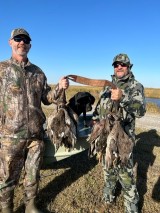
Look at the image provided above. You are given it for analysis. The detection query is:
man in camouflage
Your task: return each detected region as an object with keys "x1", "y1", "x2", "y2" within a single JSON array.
[
  {"x1": 92, "y1": 53, "x2": 146, "y2": 212},
  {"x1": 0, "y1": 28, "x2": 69, "y2": 213}
]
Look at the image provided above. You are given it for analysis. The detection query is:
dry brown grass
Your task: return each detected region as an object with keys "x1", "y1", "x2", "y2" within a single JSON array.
[
  {"x1": 146, "y1": 103, "x2": 160, "y2": 114},
  {"x1": 145, "y1": 88, "x2": 160, "y2": 99}
]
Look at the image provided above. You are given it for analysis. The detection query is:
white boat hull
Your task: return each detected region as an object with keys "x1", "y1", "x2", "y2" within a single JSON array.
[{"x1": 43, "y1": 115, "x2": 92, "y2": 165}]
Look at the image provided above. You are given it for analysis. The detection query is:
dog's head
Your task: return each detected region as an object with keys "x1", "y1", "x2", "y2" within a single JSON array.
[{"x1": 68, "y1": 92, "x2": 95, "y2": 116}]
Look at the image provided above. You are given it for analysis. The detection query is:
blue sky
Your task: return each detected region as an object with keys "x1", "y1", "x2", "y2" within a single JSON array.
[{"x1": 1, "y1": 0, "x2": 160, "y2": 88}]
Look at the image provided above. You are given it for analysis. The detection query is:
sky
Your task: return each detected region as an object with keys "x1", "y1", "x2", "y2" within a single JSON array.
[{"x1": 0, "y1": 0, "x2": 160, "y2": 88}]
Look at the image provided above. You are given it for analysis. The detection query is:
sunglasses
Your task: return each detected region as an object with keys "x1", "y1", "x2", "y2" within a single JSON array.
[
  {"x1": 13, "y1": 36, "x2": 31, "y2": 44},
  {"x1": 113, "y1": 62, "x2": 128, "y2": 68}
]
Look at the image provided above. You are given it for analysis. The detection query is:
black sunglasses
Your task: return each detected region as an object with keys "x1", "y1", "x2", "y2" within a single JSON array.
[
  {"x1": 113, "y1": 62, "x2": 127, "y2": 68},
  {"x1": 13, "y1": 36, "x2": 31, "y2": 44}
]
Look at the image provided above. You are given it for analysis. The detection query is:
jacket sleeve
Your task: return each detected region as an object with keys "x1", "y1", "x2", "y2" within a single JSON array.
[
  {"x1": 119, "y1": 82, "x2": 146, "y2": 118},
  {"x1": 41, "y1": 77, "x2": 64, "y2": 105}
]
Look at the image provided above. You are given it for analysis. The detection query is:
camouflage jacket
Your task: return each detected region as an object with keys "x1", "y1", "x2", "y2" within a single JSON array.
[
  {"x1": 0, "y1": 58, "x2": 62, "y2": 139},
  {"x1": 92, "y1": 72, "x2": 146, "y2": 139}
]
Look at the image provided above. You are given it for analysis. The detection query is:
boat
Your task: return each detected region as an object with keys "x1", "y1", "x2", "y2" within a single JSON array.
[{"x1": 43, "y1": 114, "x2": 92, "y2": 165}]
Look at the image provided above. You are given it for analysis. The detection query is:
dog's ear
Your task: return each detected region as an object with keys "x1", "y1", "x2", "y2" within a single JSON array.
[
  {"x1": 68, "y1": 92, "x2": 85, "y2": 106},
  {"x1": 88, "y1": 94, "x2": 95, "y2": 105}
]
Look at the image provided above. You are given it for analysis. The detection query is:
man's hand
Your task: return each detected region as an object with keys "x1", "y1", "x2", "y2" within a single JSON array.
[
  {"x1": 90, "y1": 119, "x2": 97, "y2": 127},
  {"x1": 111, "y1": 88, "x2": 123, "y2": 101},
  {"x1": 58, "y1": 77, "x2": 69, "y2": 90}
]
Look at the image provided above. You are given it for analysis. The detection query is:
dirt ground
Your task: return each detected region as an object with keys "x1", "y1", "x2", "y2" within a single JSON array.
[
  {"x1": 136, "y1": 112, "x2": 160, "y2": 132},
  {"x1": 4, "y1": 113, "x2": 160, "y2": 213}
]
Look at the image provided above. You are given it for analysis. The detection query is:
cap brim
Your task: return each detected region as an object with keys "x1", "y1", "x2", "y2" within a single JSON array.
[
  {"x1": 112, "y1": 61, "x2": 129, "y2": 66},
  {"x1": 11, "y1": 34, "x2": 31, "y2": 41}
]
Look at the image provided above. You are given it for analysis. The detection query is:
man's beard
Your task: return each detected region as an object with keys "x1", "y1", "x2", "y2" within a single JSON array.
[{"x1": 13, "y1": 46, "x2": 29, "y2": 56}]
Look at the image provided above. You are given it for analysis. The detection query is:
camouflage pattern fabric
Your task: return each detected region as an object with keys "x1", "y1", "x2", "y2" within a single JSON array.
[
  {"x1": 112, "y1": 53, "x2": 131, "y2": 66},
  {"x1": 0, "y1": 58, "x2": 60, "y2": 139},
  {"x1": 92, "y1": 71, "x2": 146, "y2": 212},
  {"x1": 0, "y1": 138, "x2": 44, "y2": 208},
  {"x1": 102, "y1": 156, "x2": 139, "y2": 213}
]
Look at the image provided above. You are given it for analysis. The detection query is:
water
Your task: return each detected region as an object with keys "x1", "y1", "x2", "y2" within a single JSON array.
[{"x1": 146, "y1": 98, "x2": 160, "y2": 107}]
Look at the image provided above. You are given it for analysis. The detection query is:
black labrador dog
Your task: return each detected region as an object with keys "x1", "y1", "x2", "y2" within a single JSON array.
[{"x1": 67, "y1": 92, "x2": 95, "y2": 127}]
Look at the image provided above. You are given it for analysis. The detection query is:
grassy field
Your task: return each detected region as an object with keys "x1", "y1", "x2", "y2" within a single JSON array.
[{"x1": 145, "y1": 88, "x2": 160, "y2": 99}]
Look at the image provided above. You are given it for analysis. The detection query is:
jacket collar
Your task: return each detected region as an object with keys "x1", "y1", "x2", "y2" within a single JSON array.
[{"x1": 10, "y1": 57, "x2": 31, "y2": 68}]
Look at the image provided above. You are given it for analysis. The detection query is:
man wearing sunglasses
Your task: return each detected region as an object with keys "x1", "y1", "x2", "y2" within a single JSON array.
[
  {"x1": 0, "y1": 28, "x2": 69, "y2": 213},
  {"x1": 92, "y1": 53, "x2": 146, "y2": 212}
]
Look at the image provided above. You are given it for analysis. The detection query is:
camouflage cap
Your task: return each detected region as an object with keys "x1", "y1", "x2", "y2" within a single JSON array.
[
  {"x1": 112, "y1": 53, "x2": 131, "y2": 66},
  {"x1": 10, "y1": 28, "x2": 31, "y2": 40}
]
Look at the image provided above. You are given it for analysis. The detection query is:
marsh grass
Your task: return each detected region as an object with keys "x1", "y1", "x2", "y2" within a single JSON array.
[
  {"x1": 146, "y1": 102, "x2": 160, "y2": 114},
  {"x1": 145, "y1": 88, "x2": 160, "y2": 98}
]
